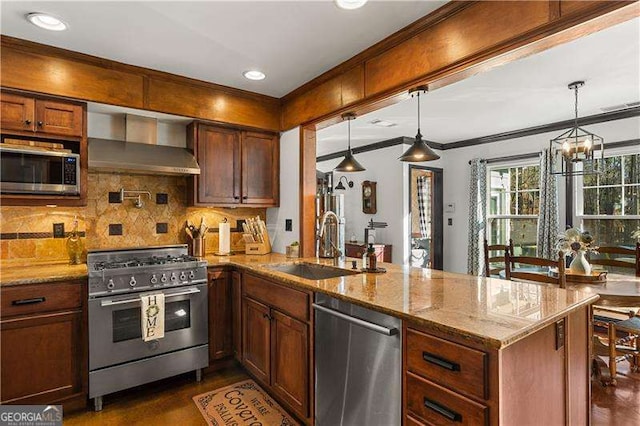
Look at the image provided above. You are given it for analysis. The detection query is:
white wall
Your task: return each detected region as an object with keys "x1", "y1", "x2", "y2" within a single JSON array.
[
  {"x1": 442, "y1": 116, "x2": 640, "y2": 273},
  {"x1": 318, "y1": 144, "x2": 444, "y2": 264},
  {"x1": 267, "y1": 127, "x2": 300, "y2": 253}
]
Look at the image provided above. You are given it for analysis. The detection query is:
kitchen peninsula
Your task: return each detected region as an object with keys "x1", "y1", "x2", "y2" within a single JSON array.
[{"x1": 1, "y1": 254, "x2": 597, "y2": 425}]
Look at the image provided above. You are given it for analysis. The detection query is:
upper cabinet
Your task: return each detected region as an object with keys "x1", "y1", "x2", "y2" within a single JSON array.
[
  {"x1": 1, "y1": 92, "x2": 83, "y2": 138},
  {"x1": 187, "y1": 122, "x2": 279, "y2": 207}
]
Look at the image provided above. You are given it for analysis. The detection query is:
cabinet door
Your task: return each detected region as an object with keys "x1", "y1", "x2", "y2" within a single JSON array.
[
  {"x1": 35, "y1": 100, "x2": 83, "y2": 137},
  {"x1": 1, "y1": 311, "x2": 83, "y2": 404},
  {"x1": 208, "y1": 270, "x2": 233, "y2": 361},
  {"x1": 243, "y1": 297, "x2": 271, "y2": 384},
  {"x1": 231, "y1": 271, "x2": 242, "y2": 361},
  {"x1": 271, "y1": 309, "x2": 309, "y2": 418},
  {"x1": 241, "y1": 131, "x2": 279, "y2": 206},
  {"x1": 1, "y1": 93, "x2": 35, "y2": 132},
  {"x1": 197, "y1": 125, "x2": 241, "y2": 204}
]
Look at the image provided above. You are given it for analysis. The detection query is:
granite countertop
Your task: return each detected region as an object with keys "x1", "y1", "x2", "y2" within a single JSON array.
[{"x1": 0, "y1": 253, "x2": 599, "y2": 349}]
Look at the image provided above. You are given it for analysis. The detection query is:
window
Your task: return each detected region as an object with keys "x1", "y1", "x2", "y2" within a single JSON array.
[
  {"x1": 487, "y1": 164, "x2": 540, "y2": 256},
  {"x1": 576, "y1": 153, "x2": 640, "y2": 246}
]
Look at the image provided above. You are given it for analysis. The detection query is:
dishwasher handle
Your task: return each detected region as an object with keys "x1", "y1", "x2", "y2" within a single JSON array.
[{"x1": 313, "y1": 303, "x2": 399, "y2": 336}]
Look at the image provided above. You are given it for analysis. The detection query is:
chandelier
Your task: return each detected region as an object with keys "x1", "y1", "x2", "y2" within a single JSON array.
[{"x1": 549, "y1": 81, "x2": 604, "y2": 176}]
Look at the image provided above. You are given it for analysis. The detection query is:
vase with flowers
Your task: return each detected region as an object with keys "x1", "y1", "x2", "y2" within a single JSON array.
[
  {"x1": 557, "y1": 228, "x2": 598, "y2": 275},
  {"x1": 632, "y1": 228, "x2": 640, "y2": 243}
]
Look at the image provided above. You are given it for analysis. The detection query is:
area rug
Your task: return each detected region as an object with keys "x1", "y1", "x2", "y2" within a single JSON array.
[{"x1": 193, "y1": 379, "x2": 300, "y2": 426}]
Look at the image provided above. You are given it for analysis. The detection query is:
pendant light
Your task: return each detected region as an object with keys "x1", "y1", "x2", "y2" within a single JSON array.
[
  {"x1": 334, "y1": 112, "x2": 365, "y2": 172},
  {"x1": 550, "y1": 81, "x2": 604, "y2": 176},
  {"x1": 399, "y1": 86, "x2": 440, "y2": 162}
]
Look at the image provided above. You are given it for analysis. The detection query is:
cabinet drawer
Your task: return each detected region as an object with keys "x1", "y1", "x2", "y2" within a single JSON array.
[
  {"x1": 406, "y1": 372, "x2": 488, "y2": 426},
  {"x1": 244, "y1": 274, "x2": 309, "y2": 321},
  {"x1": 407, "y1": 328, "x2": 487, "y2": 400},
  {"x1": 1, "y1": 281, "x2": 83, "y2": 318}
]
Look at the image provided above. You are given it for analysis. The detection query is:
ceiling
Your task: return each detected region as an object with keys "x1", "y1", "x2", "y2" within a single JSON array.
[
  {"x1": 317, "y1": 17, "x2": 640, "y2": 156},
  {"x1": 0, "y1": 0, "x2": 446, "y2": 98}
]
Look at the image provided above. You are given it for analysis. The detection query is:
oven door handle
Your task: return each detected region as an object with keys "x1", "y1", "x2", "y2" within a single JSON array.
[{"x1": 100, "y1": 288, "x2": 201, "y2": 307}]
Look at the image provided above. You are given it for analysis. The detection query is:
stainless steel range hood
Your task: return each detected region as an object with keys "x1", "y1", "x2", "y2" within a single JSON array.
[{"x1": 88, "y1": 115, "x2": 200, "y2": 175}]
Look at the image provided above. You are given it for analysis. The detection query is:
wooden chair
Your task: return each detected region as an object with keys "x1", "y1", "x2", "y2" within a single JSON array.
[
  {"x1": 504, "y1": 250, "x2": 566, "y2": 288},
  {"x1": 592, "y1": 315, "x2": 640, "y2": 386},
  {"x1": 588, "y1": 242, "x2": 640, "y2": 276},
  {"x1": 484, "y1": 239, "x2": 514, "y2": 278}
]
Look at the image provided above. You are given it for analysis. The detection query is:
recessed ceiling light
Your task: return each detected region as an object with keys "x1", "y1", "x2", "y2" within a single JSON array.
[
  {"x1": 243, "y1": 70, "x2": 266, "y2": 81},
  {"x1": 26, "y1": 12, "x2": 68, "y2": 31},
  {"x1": 369, "y1": 119, "x2": 397, "y2": 128},
  {"x1": 335, "y1": 0, "x2": 368, "y2": 10}
]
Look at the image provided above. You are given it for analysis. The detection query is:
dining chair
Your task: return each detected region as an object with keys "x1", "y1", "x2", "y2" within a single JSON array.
[
  {"x1": 592, "y1": 315, "x2": 640, "y2": 386},
  {"x1": 504, "y1": 250, "x2": 566, "y2": 288},
  {"x1": 484, "y1": 239, "x2": 514, "y2": 278},
  {"x1": 587, "y1": 242, "x2": 640, "y2": 276}
]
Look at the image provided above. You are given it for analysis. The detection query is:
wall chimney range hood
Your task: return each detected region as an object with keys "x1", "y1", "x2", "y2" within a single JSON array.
[{"x1": 88, "y1": 114, "x2": 200, "y2": 175}]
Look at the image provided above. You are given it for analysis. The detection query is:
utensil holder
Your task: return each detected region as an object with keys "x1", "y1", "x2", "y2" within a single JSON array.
[{"x1": 192, "y1": 237, "x2": 205, "y2": 258}]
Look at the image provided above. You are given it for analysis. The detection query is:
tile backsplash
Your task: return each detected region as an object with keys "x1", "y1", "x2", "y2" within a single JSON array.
[{"x1": 0, "y1": 172, "x2": 265, "y2": 264}]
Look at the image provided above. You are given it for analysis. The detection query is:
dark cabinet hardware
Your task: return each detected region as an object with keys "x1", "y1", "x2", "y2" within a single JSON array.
[
  {"x1": 37, "y1": 121, "x2": 44, "y2": 126},
  {"x1": 25, "y1": 120, "x2": 31, "y2": 125},
  {"x1": 234, "y1": 196, "x2": 240, "y2": 200},
  {"x1": 423, "y1": 351, "x2": 460, "y2": 371},
  {"x1": 243, "y1": 196, "x2": 248, "y2": 200},
  {"x1": 12, "y1": 297, "x2": 46, "y2": 306},
  {"x1": 263, "y1": 313, "x2": 273, "y2": 321},
  {"x1": 424, "y1": 397, "x2": 462, "y2": 422}
]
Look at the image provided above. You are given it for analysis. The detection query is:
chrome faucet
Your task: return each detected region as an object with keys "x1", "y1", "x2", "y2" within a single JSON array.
[{"x1": 318, "y1": 211, "x2": 342, "y2": 266}]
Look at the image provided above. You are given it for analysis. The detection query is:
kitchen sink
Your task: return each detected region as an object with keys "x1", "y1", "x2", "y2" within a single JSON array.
[{"x1": 265, "y1": 262, "x2": 360, "y2": 280}]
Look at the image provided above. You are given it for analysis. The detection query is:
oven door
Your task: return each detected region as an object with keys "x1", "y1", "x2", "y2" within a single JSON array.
[{"x1": 89, "y1": 283, "x2": 208, "y2": 370}]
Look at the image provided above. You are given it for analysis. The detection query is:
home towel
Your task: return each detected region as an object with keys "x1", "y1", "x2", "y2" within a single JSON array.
[{"x1": 141, "y1": 293, "x2": 165, "y2": 341}]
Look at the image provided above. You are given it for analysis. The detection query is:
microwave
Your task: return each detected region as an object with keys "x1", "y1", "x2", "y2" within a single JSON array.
[{"x1": 0, "y1": 145, "x2": 80, "y2": 195}]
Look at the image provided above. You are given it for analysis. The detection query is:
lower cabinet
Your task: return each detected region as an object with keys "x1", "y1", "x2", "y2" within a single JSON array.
[
  {"x1": 231, "y1": 270, "x2": 243, "y2": 362},
  {"x1": 241, "y1": 273, "x2": 312, "y2": 422},
  {"x1": 208, "y1": 269, "x2": 233, "y2": 361},
  {"x1": 0, "y1": 280, "x2": 86, "y2": 409}
]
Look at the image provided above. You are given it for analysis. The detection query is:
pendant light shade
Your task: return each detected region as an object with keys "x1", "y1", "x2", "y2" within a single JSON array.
[
  {"x1": 549, "y1": 81, "x2": 604, "y2": 176},
  {"x1": 399, "y1": 86, "x2": 440, "y2": 162},
  {"x1": 334, "y1": 113, "x2": 365, "y2": 172}
]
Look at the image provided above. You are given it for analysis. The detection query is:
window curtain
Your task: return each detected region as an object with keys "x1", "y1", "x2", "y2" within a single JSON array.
[
  {"x1": 468, "y1": 159, "x2": 487, "y2": 275},
  {"x1": 417, "y1": 175, "x2": 430, "y2": 238},
  {"x1": 537, "y1": 149, "x2": 559, "y2": 259}
]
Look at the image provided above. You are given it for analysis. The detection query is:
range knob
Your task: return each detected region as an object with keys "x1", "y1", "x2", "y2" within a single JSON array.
[
  {"x1": 160, "y1": 274, "x2": 168, "y2": 283},
  {"x1": 189, "y1": 271, "x2": 195, "y2": 280},
  {"x1": 150, "y1": 274, "x2": 158, "y2": 285},
  {"x1": 107, "y1": 279, "x2": 115, "y2": 290},
  {"x1": 129, "y1": 276, "x2": 137, "y2": 287},
  {"x1": 170, "y1": 273, "x2": 178, "y2": 282},
  {"x1": 180, "y1": 272, "x2": 187, "y2": 281}
]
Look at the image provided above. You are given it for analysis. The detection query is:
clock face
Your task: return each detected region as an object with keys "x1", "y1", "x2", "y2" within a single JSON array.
[{"x1": 363, "y1": 186, "x2": 372, "y2": 197}]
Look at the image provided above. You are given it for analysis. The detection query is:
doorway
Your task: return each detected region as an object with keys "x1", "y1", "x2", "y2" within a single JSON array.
[{"x1": 408, "y1": 165, "x2": 443, "y2": 270}]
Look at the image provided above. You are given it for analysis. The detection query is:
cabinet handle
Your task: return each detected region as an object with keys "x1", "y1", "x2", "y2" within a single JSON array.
[
  {"x1": 422, "y1": 352, "x2": 460, "y2": 371},
  {"x1": 242, "y1": 196, "x2": 248, "y2": 200},
  {"x1": 424, "y1": 397, "x2": 462, "y2": 422},
  {"x1": 263, "y1": 313, "x2": 272, "y2": 321},
  {"x1": 11, "y1": 297, "x2": 46, "y2": 306},
  {"x1": 37, "y1": 121, "x2": 44, "y2": 127},
  {"x1": 25, "y1": 119, "x2": 32, "y2": 125},
  {"x1": 234, "y1": 196, "x2": 240, "y2": 200}
]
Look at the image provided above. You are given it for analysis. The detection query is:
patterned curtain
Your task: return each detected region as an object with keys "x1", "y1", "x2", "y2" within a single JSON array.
[
  {"x1": 417, "y1": 175, "x2": 430, "y2": 238},
  {"x1": 467, "y1": 159, "x2": 487, "y2": 275},
  {"x1": 537, "y1": 149, "x2": 559, "y2": 259}
]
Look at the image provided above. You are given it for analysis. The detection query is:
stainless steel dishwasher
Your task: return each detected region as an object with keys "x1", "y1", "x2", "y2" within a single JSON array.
[{"x1": 314, "y1": 293, "x2": 402, "y2": 426}]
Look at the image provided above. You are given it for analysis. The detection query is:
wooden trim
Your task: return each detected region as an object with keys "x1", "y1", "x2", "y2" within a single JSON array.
[
  {"x1": 300, "y1": 127, "x2": 317, "y2": 258},
  {"x1": 1, "y1": 35, "x2": 281, "y2": 131},
  {"x1": 442, "y1": 106, "x2": 640, "y2": 150}
]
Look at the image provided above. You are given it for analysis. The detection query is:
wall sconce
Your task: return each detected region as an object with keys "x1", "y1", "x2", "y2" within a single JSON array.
[{"x1": 334, "y1": 176, "x2": 354, "y2": 191}]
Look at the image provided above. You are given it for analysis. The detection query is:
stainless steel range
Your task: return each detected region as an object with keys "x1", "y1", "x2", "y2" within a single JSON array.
[{"x1": 87, "y1": 245, "x2": 208, "y2": 411}]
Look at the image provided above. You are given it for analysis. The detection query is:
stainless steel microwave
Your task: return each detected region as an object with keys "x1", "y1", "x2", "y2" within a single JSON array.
[{"x1": 0, "y1": 146, "x2": 80, "y2": 195}]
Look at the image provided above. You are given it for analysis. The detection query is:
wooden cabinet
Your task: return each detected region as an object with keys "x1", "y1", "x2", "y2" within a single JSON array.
[
  {"x1": 0, "y1": 280, "x2": 86, "y2": 410},
  {"x1": 1, "y1": 92, "x2": 83, "y2": 138},
  {"x1": 241, "y1": 273, "x2": 312, "y2": 422},
  {"x1": 243, "y1": 297, "x2": 272, "y2": 383},
  {"x1": 345, "y1": 242, "x2": 392, "y2": 263},
  {"x1": 187, "y1": 122, "x2": 279, "y2": 207},
  {"x1": 231, "y1": 270, "x2": 243, "y2": 361},
  {"x1": 208, "y1": 269, "x2": 233, "y2": 361}
]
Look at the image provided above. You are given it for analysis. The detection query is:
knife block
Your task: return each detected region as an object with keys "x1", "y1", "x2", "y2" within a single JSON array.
[{"x1": 245, "y1": 233, "x2": 271, "y2": 255}]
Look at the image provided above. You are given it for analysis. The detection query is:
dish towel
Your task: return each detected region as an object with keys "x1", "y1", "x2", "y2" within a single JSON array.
[{"x1": 141, "y1": 293, "x2": 165, "y2": 341}]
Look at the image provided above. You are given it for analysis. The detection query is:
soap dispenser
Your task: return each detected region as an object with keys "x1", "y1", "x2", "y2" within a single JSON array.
[{"x1": 367, "y1": 243, "x2": 377, "y2": 271}]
